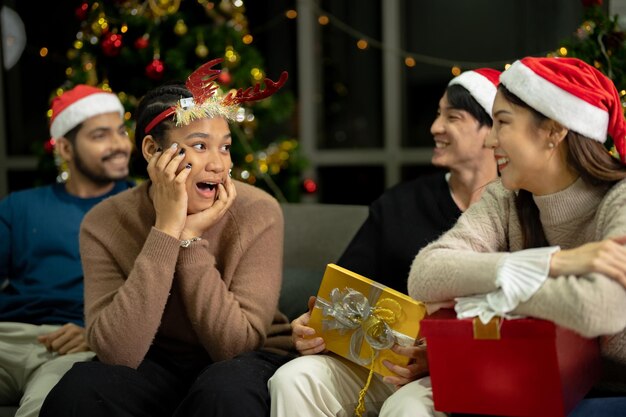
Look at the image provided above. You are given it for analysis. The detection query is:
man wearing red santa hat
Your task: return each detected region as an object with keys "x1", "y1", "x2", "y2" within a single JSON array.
[{"x1": 0, "y1": 84, "x2": 133, "y2": 417}]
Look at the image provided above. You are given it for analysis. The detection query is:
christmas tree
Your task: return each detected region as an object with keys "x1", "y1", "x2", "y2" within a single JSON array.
[
  {"x1": 40, "y1": 0, "x2": 306, "y2": 202},
  {"x1": 552, "y1": 0, "x2": 626, "y2": 157}
]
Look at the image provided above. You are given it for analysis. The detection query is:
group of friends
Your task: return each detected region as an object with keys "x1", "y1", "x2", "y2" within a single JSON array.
[{"x1": 1, "y1": 54, "x2": 625, "y2": 417}]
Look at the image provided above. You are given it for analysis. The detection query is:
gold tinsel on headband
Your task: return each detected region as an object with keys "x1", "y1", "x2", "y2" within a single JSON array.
[{"x1": 174, "y1": 95, "x2": 240, "y2": 126}]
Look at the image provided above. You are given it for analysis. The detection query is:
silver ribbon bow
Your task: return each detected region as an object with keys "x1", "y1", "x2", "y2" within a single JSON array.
[{"x1": 315, "y1": 287, "x2": 411, "y2": 366}]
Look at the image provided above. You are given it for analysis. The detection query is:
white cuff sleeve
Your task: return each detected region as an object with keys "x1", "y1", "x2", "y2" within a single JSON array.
[{"x1": 455, "y1": 246, "x2": 560, "y2": 324}]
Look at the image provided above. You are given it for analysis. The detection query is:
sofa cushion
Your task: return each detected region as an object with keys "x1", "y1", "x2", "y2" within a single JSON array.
[
  {"x1": 279, "y1": 267, "x2": 325, "y2": 321},
  {"x1": 0, "y1": 406, "x2": 17, "y2": 417},
  {"x1": 279, "y1": 203, "x2": 368, "y2": 321}
]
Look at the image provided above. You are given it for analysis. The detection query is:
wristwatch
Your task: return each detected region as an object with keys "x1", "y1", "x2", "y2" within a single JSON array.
[{"x1": 180, "y1": 237, "x2": 202, "y2": 248}]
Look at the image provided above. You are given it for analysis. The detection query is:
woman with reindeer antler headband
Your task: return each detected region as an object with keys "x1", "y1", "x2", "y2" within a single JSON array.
[{"x1": 41, "y1": 59, "x2": 295, "y2": 417}]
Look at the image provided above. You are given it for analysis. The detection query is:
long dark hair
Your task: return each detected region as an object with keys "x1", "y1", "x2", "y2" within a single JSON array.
[
  {"x1": 446, "y1": 84, "x2": 492, "y2": 128},
  {"x1": 499, "y1": 85, "x2": 626, "y2": 248},
  {"x1": 134, "y1": 82, "x2": 192, "y2": 150}
]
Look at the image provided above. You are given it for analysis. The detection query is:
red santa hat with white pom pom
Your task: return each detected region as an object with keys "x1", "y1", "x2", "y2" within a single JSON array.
[
  {"x1": 499, "y1": 56, "x2": 626, "y2": 163},
  {"x1": 49, "y1": 85, "x2": 124, "y2": 139},
  {"x1": 448, "y1": 68, "x2": 501, "y2": 119}
]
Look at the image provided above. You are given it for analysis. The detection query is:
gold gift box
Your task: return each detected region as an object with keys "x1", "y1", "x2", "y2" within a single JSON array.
[{"x1": 309, "y1": 263, "x2": 426, "y2": 377}]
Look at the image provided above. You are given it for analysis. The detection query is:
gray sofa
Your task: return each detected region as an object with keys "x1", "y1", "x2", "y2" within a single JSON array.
[
  {"x1": 279, "y1": 202, "x2": 369, "y2": 321},
  {"x1": 0, "y1": 202, "x2": 369, "y2": 416},
  {"x1": 0, "y1": 406, "x2": 15, "y2": 417}
]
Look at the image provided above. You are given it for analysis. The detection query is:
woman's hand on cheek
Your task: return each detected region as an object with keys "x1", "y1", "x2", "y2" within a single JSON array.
[
  {"x1": 148, "y1": 143, "x2": 191, "y2": 239},
  {"x1": 182, "y1": 175, "x2": 238, "y2": 238}
]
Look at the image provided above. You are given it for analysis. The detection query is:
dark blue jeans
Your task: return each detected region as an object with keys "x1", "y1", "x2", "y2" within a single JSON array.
[
  {"x1": 567, "y1": 397, "x2": 626, "y2": 417},
  {"x1": 452, "y1": 396, "x2": 626, "y2": 417}
]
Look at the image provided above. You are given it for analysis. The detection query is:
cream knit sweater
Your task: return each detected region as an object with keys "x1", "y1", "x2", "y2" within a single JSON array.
[
  {"x1": 80, "y1": 180, "x2": 286, "y2": 369},
  {"x1": 409, "y1": 177, "x2": 626, "y2": 390}
]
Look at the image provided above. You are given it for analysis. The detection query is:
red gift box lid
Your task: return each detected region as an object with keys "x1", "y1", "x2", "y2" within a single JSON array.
[{"x1": 422, "y1": 308, "x2": 559, "y2": 338}]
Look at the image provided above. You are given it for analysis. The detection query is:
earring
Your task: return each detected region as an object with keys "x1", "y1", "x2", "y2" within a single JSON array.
[{"x1": 548, "y1": 142, "x2": 555, "y2": 149}]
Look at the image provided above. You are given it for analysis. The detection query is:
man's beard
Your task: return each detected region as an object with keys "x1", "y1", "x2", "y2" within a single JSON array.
[{"x1": 73, "y1": 150, "x2": 127, "y2": 185}]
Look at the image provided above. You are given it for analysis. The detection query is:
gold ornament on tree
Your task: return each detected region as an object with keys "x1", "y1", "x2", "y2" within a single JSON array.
[
  {"x1": 81, "y1": 54, "x2": 98, "y2": 85},
  {"x1": 90, "y1": 12, "x2": 107, "y2": 35},
  {"x1": 174, "y1": 19, "x2": 188, "y2": 36},
  {"x1": 195, "y1": 43, "x2": 208, "y2": 58},
  {"x1": 224, "y1": 45, "x2": 239, "y2": 66},
  {"x1": 218, "y1": 0, "x2": 233, "y2": 14},
  {"x1": 195, "y1": 33, "x2": 208, "y2": 58},
  {"x1": 148, "y1": 0, "x2": 181, "y2": 17}
]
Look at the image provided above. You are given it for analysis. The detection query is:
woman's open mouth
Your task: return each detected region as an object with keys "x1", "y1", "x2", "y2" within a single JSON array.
[{"x1": 195, "y1": 181, "x2": 218, "y2": 198}]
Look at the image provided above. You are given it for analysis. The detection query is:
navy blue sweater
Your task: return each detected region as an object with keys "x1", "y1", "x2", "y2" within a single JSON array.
[{"x1": 0, "y1": 180, "x2": 132, "y2": 326}]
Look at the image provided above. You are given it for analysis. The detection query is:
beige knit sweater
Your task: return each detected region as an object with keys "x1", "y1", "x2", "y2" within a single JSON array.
[
  {"x1": 409, "y1": 177, "x2": 626, "y2": 390},
  {"x1": 80, "y1": 180, "x2": 287, "y2": 369}
]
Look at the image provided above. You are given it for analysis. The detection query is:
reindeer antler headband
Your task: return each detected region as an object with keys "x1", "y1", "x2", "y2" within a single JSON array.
[{"x1": 144, "y1": 58, "x2": 288, "y2": 134}]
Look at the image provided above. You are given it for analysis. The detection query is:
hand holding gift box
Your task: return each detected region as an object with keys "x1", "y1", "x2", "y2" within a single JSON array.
[{"x1": 308, "y1": 263, "x2": 426, "y2": 377}]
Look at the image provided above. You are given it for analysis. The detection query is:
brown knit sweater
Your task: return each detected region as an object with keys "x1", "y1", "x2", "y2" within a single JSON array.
[
  {"x1": 79, "y1": 180, "x2": 290, "y2": 368},
  {"x1": 409, "y1": 177, "x2": 626, "y2": 391}
]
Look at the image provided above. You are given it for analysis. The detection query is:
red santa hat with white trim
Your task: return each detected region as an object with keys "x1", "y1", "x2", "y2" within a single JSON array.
[
  {"x1": 499, "y1": 56, "x2": 626, "y2": 163},
  {"x1": 49, "y1": 85, "x2": 124, "y2": 139},
  {"x1": 448, "y1": 68, "x2": 501, "y2": 118}
]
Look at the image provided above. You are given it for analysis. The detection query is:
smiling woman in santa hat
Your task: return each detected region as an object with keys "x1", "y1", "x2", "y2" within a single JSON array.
[
  {"x1": 40, "y1": 59, "x2": 294, "y2": 417},
  {"x1": 410, "y1": 56, "x2": 626, "y2": 415}
]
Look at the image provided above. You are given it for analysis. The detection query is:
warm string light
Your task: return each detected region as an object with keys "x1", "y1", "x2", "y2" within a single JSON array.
[
  {"x1": 304, "y1": 4, "x2": 520, "y2": 72},
  {"x1": 66, "y1": 2, "x2": 486, "y2": 173},
  {"x1": 39, "y1": 1, "x2": 624, "y2": 198},
  {"x1": 244, "y1": 4, "x2": 541, "y2": 73},
  {"x1": 251, "y1": 4, "x2": 616, "y2": 76},
  {"x1": 156, "y1": 3, "x2": 515, "y2": 74}
]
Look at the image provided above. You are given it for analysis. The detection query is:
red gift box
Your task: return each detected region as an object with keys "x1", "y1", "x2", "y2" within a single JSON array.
[{"x1": 422, "y1": 309, "x2": 601, "y2": 417}]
